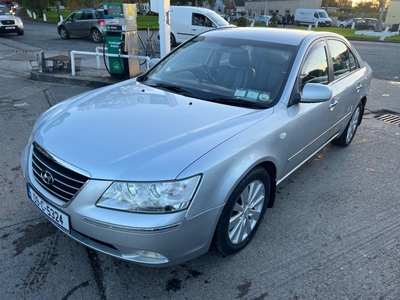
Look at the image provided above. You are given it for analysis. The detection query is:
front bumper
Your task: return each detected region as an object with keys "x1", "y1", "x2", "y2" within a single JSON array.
[
  {"x1": 0, "y1": 24, "x2": 23, "y2": 34},
  {"x1": 20, "y1": 143, "x2": 221, "y2": 267}
]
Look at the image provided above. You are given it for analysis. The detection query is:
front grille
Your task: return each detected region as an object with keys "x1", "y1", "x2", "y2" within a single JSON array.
[
  {"x1": 1, "y1": 20, "x2": 15, "y2": 25},
  {"x1": 32, "y1": 143, "x2": 89, "y2": 203}
]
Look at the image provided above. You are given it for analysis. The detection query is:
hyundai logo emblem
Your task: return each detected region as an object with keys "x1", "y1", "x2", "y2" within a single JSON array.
[{"x1": 40, "y1": 170, "x2": 54, "y2": 185}]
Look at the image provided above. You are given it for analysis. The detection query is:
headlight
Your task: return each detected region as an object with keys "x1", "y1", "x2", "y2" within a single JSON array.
[{"x1": 97, "y1": 175, "x2": 201, "y2": 213}]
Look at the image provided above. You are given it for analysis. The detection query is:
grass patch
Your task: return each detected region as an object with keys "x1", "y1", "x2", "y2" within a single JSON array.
[{"x1": 308, "y1": 26, "x2": 400, "y2": 42}]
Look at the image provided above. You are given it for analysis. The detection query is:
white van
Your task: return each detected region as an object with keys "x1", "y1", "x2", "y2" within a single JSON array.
[
  {"x1": 294, "y1": 8, "x2": 332, "y2": 27},
  {"x1": 169, "y1": 6, "x2": 233, "y2": 46}
]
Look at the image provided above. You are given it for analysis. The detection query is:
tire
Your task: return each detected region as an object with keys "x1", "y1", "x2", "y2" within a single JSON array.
[
  {"x1": 170, "y1": 33, "x2": 176, "y2": 47},
  {"x1": 296, "y1": 21, "x2": 300, "y2": 26},
  {"x1": 91, "y1": 29, "x2": 103, "y2": 43},
  {"x1": 368, "y1": 26, "x2": 374, "y2": 30},
  {"x1": 59, "y1": 27, "x2": 70, "y2": 39},
  {"x1": 339, "y1": 24, "x2": 344, "y2": 28},
  {"x1": 17, "y1": 30, "x2": 24, "y2": 36},
  {"x1": 332, "y1": 103, "x2": 362, "y2": 147},
  {"x1": 213, "y1": 167, "x2": 270, "y2": 256},
  {"x1": 346, "y1": 25, "x2": 351, "y2": 29}
]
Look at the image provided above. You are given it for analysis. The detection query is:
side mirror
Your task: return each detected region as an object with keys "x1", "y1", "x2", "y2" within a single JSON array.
[
  {"x1": 149, "y1": 58, "x2": 161, "y2": 69},
  {"x1": 300, "y1": 83, "x2": 332, "y2": 103}
]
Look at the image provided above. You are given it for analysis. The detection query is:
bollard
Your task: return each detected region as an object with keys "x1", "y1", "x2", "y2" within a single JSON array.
[
  {"x1": 36, "y1": 53, "x2": 43, "y2": 73},
  {"x1": 308, "y1": 24, "x2": 312, "y2": 30}
]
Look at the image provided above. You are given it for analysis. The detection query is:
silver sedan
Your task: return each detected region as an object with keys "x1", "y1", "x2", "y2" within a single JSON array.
[
  {"x1": 21, "y1": 27, "x2": 372, "y2": 267},
  {"x1": 254, "y1": 15, "x2": 272, "y2": 25}
]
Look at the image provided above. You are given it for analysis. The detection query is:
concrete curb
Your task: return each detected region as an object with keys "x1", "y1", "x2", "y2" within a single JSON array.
[{"x1": 30, "y1": 70, "x2": 121, "y2": 88}]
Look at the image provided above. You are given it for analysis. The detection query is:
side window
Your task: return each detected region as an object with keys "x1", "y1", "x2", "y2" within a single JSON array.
[
  {"x1": 328, "y1": 40, "x2": 359, "y2": 80},
  {"x1": 299, "y1": 42, "x2": 328, "y2": 91},
  {"x1": 82, "y1": 11, "x2": 92, "y2": 20},
  {"x1": 193, "y1": 14, "x2": 205, "y2": 26},
  {"x1": 73, "y1": 11, "x2": 83, "y2": 21}
]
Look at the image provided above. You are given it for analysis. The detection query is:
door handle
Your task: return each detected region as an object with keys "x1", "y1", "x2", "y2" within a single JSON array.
[
  {"x1": 356, "y1": 82, "x2": 363, "y2": 92},
  {"x1": 329, "y1": 99, "x2": 338, "y2": 111}
]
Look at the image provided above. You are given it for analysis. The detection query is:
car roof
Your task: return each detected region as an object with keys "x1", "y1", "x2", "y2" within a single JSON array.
[{"x1": 202, "y1": 27, "x2": 340, "y2": 46}]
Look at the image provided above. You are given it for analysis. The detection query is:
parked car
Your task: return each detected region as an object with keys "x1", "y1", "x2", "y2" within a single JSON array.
[
  {"x1": 228, "y1": 11, "x2": 247, "y2": 21},
  {"x1": 21, "y1": 27, "x2": 372, "y2": 267},
  {"x1": 338, "y1": 18, "x2": 362, "y2": 28},
  {"x1": 57, "y1": 8, "x2": 118, "y2": 43},
  {"x1": 254, "y1": 15, "x2": 271, "y2": 25},
  {"x1": 0, "y1": 5, "x2": 23, "y2": 35},
  {"x1": 349, "y1": 18, "x2": 384, "y2": 31}
]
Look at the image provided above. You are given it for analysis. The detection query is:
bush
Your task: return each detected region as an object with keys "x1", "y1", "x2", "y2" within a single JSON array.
[{"x1": 237, "y1": 11, "x2": 248, "y2": 27}]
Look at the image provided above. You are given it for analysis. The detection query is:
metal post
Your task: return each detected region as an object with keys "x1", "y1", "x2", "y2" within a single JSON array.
[{"x1": 264, "y1": 0, "x2": 268, "y2": 16}]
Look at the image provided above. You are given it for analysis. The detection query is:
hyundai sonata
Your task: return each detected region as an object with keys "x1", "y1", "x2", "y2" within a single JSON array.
[{"x1": 21, "y1": 27, "x2": 372, "y2": 267}]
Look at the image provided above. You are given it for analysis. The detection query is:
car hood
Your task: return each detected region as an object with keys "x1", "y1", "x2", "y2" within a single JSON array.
[
  {"x1": 0, "y1": 15, "x2": 18, "y2": 20},
  {"x1": 33, "y1": 80, "x2": 271, "y2": 181}
]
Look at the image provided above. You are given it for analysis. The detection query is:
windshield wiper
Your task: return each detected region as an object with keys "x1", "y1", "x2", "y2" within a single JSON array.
[
  {"x1": 149, "y1": 83, "x2": 196, "y2": 97},
  {"x1": 208, "y1": 97, "x2": 266, "y2": 109}
]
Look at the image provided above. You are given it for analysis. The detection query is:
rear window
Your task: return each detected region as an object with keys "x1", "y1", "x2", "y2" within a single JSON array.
[{"x1": 95, "y1": 10, "x2": 106, "y2": 19}]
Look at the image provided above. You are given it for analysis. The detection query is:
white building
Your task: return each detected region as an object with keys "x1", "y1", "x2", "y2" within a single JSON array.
[{"x1": 244, "y1": 0, "x2": 323, "y2": 18}]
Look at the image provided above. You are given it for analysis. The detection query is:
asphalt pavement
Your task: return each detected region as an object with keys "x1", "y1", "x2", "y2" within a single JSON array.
[{"x1": 1, "y1": 36, "x2": 400, "y2": 299}]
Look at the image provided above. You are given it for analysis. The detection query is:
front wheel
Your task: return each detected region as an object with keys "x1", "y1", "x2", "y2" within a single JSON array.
[
  {"x1": 213, "y1": 167, "x2": 270, "y2": 256},
  {"x1": 17, "y1": 30, "x2": 24, "y2": 36},
  {"x1": 332, "y1": 103, "x2": 362, "y2": 147},
  {"x1": 59, "y1": 27, "x2": 70, "y2": 39}
]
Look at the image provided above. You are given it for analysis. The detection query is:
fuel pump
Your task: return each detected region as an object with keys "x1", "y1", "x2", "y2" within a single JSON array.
[{"x1": 103, "y1": 3, "x2": 139, "y2": 79}]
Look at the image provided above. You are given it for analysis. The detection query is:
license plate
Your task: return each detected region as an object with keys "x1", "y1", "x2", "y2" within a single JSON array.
[
  {"x1": 6, "y1": 27, "x2": 15, "y2": 30},
  {"x1": 27, "y1": 185, "x2": 70, "y2": 232}
]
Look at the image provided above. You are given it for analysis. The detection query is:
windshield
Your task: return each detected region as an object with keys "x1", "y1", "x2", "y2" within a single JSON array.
[
  {"x1": 140, "y1": 35, "x2": 295, "y2": 109},
  {"x1": 0, "y1": 8, "x2": 10, "y2": 15},
  {"x1": 318, "y1": 11, "x2": 329, "y2": 18},
  {"x1": 206, "y1": 11, "x2": 230, "y2": 26}
]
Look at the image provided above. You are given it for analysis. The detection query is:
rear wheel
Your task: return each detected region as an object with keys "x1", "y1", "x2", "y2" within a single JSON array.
[
  {"x1": 170, "y1": 33, "x2": 176, "y2": 47},
  {"x1": 91, "y1": 29, "x2": 103, "y2": 43},
  {"x1": 59, "y1": 27, "x2": 70, "y2": 39},
  {"x1": 332, "y1": 103, "x2": 362, "y2": 147},
  {"x1": 213, "y1": 167, "x2": 270, "y2": 256}
]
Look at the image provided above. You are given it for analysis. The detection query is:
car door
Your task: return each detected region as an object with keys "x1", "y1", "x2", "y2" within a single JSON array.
[
  {"x1": 191, "y1": 13, "x2": 214, "y2": 36},
  {"x1": 326, "y1": 39, "x2": 365, "y2": 136},
  {"x1": 355, "y1": 19, "x2": 366, "y2": 30},
  {"x1": 284, "y1": 40, "x2": 338, "y2": 175},
  {"x1": 64, "y1": 10, "x2": 83, "y2": 36},
  {"x1": 75, "y1": 9, "x2": 94, "y2": 36}
]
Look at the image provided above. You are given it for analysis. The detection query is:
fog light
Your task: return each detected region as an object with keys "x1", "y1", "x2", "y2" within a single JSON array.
[{"x1": 134, "y1": 249, "x2": 168, "y2": 263}]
